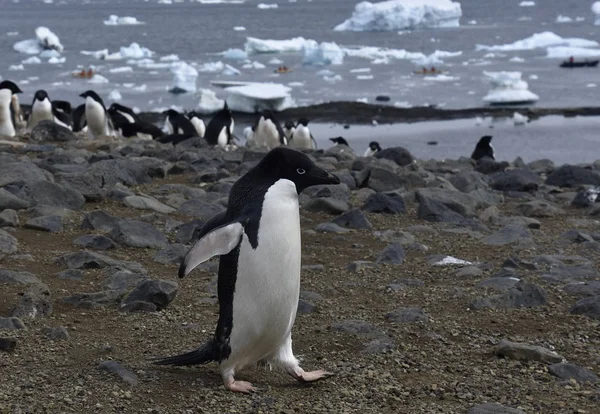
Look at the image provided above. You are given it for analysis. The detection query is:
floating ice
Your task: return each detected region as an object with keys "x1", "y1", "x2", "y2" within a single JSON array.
[
  {"x1": 120, "y1": 43, "x2": 154, "y2": 59},
  {"x1": 7, "y1": 32, "x2": 19, "y2": 36},
  {"x1": 88, "y1": 74, "x2": 110, "y2": 84},
  {"x1": 519, "y1": 1, "x2": 534, "y2": 6},
  {"x1": 343, "y1": 46, "x2": 461, "y2": 65},
  {"x1": 160, "y1": 54, "x2": 179, "y2": 62},
  {"x1": 158, "y1": 0, "x2": 172, "y2": 3},
  {"x1": 242, "y1": 61, "x2": 267, "y2": 69},
  {"x1": 509, "y1": 56, "x2": 525, "y2": 62},
  {"x1": 356, "y1": 75, "x2": 374, "y2": 80},
  {"x1": 13, "y1": 39, "x2": 42, "y2": 55},
  {"x1": 40, "y1": 49, "x2": 61, "y2": 59},
  {"x1": 234, "y1": 26, "x2": 246, "y2": 31},
  {"x1": 196, "y1": 89, "x2": 226, "y2": 114},
  {"x1": 592, "y1": 2, "x2": 600, "y2": 25},
  {"x1": 257, "y1": 3, "x2": 278, "y2": 8},
  {"x1": 48, "y1": 56, "x2": 66, "y2": 64},
  {"x1": 482, "y1": 71, "x2": 539, "y2": 105},
  {"x1": 109, "y1": 66, "x2": 134, "y2": 73},
  {"x1": 546, "y1": 46, "x2": 600, "y2": 58},
  {"x1": 35, "y1": 27, "x2": 63, "y2": 52},
  {"x1": 22, "y1": 56, "x2": 42, "y2": 64},
  {"x1": 9, "y1": 64, "x2": 24, "y2": 71},
  {"x1": 356, "y1": 97, "x2": 369, "y2": 103},
  {"x1": 225, "y1": 82, "x2": 294, "y2": 112},
  {"x1": 350, "y1": 68, "x2": 371, "y2": 73},
  {"x1": 245, "y1": 36, "x2": 312, "y2": 54},
  {"x1": 170, "y1": 61, "x2": 198, "y2": 93},
  {"x1": 334, "y1": 0, "x2": 462, "y2": 32},
  {"x1": 423, "y1": 74, "x2": 458, "y2": 81},
  {"x1": 324, "y1": 74, "x2": 343, "y2": 82},
  {"x1": 104, "y1": 15, "x2": 145, "y2": 25},
  {"x1": 198, "y1": 61, "x2": 226, "y2": 72},
  {"x1": 222, "y1": 48, "x2": 249, "y2": 60},
  {"x1": 302, "y1": 41, "x2": 344, "y2": 66},
  {"x1": 133, "y1": 84, "x2": 147, "y2": 92},
  {"x1": 394, "y1": 101, "x2": 412, "y2": 108},
  {"x1": 476, "y1": 31, "x2": 598, "y2": 51},
  {"x1": 108, "y1": 90, "x2": 122, "y2": 101},
  {"x1": 556, "y1": 15, "x2": 572, "y2": 23},
  {"x1": 513, "y1": 112, "x2": 528, "y2": 125},
  {"x1": 268, "y1": 57, "x2": 284, "y2": 65},
  {"x1": 222, "y1": 64, "x2": 241, "y2": 76}
]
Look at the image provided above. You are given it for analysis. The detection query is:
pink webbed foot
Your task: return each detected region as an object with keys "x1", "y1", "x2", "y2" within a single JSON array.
[
  {"x1": 224, "y1": 379, "x2": 257, "y2": 394},
  {"x1": 288, "y1": 368, "x2": 335, "y2": 383}
]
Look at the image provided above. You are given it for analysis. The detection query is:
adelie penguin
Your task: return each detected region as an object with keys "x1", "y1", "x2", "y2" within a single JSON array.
[
  {"x1": 253, "y1": 109, "x2": 286, "y2": 149},
  {"x1": 329, "y1": 136, "x2": 349, "y2": 147},
  {"x1": 471, "y1": 135, "x2": 495, "y2": 161},
  {"x1": 108, "y1": 103, "x2": 139, "y2": 128},
  {"x1": 0, "y1": 80, "x2": 23, "y2": 137},
  {"x1": 162, "y1": 109, "x2": 197, "y2": 136},
  {"x1": 283, "y1": 121, "x2": 295, "y2": 142},
  {"x1": 203, "y1": 102, "x2": 236, "y2": 149},
  {"x1": 363, "y1": 141, "x2": 382, "y2": 157},
  {"x1": 52, "y1": 100, "x2": 73, "y2": 130},
  {"x1": 186, "y1": 111, "x2": 206, "y2": 138},
  {"x1": 289, "y1": 118, "x2": 317, "y2": 150},
  {"x1": 152, "y1": 147, "x2": 339, "y2": 393},
  {"x1": 79, "y1": 90, "x2": 115, "y2": 139},
  {"x1": 108, "y1": 103, "x2": 163, "y2": 140},
  {"x1": 27, "y1": 90, "x2": 55, "y2": 130}
]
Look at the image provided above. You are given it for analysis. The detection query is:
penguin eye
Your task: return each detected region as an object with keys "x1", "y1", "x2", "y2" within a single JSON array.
[{"x1": 296, "y1": 168, "x2": 306, "y2": 175}]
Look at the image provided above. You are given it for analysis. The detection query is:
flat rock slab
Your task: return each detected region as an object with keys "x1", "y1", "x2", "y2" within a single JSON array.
[
  {"x1": 0, "y1": 317, "x2": 26, "y2": 330},
  {"x1": 123, "y1": 195, "x2": 176, "y2": 214},
  {"x1": 109, "y1": 220, "x2": 168, "y2": 249},
  {"x1": 468, "y1": 403, "x2": 526, "y2": 414},
  {"x1": 25, "y1": 215, "x2": 63, "y2": 233},
  {"x1": 548, "y1": 363, "x2": 599, "y2": 383},
  {"x1": 0, "y1": 229, "x2": 18, "y2": 255},
  {"x1": 18, "y1": 180, "x2": 85, "y2": 211},
  {"x1": 332, "y1": 208, "x2": 372, "y2": 230},
  {"x1": 0, "y1": 270, "x2": 41, "y2": 285},
  {"x1": 0, "y1": 188, "x2": 29, "y2": 210},
  {"x1": 494, "y1": 339, "x2": 563, "y2": 363},
  {"x1": 121, "y1": 279, "x2": 178, "y2": 311},
  {"x1": 362, "y1": 192, "x2": 405, "y2": 214},
  {"x1": 481, "y1": 225, "x2": 532, "y2": 246},
  {"x1": 516, "y1": 200, "x2": 564, "y2": 218},
  {"x1": 55, "y1": 251, "x2": 146, "y2": 274},
  {"x1": 81, "y1": 211, "x2": 119, "y2": 232},
  {"x1": 569, "y1": 295, "x2": 600, "y2": 320},
  {"x1": 471, "y1": 281, "x2": 547, "y2": 310},
  {"x1": 152, "y1": 244, "x2": 188, "y2": 264},
  {"x1": 0, "y1": 209, "x2": 19, "y2": 227},
  {"x1": 73, "y1": 234, "x2": 116, "y2": 250}
]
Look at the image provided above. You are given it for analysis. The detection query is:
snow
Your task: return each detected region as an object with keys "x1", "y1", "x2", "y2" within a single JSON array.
[
  {"x1": 476, "y1": 31, "x2": 599, "y2": 52},
  {"x1": 224, "y1": 82, "x2": 294, "y2": 112},
  {"x1": 233, "y1": 26, "x2": 246, "y2": 31},
  {"x1": 197, "y1": 61, "x2": 226, "y2": 72},
  {"x1": 196, "y1": 89, "x2": 225, "y2": 114},
  {"x1": 513, "y1": 112, "x2": 528, "y2": 125},
  {"x1": 35, "y1": 27, "x2": 63, "y2": 52},
  {"x1": 556, "y1": 15, "x2": 573, "y2": 23},
  {"x1": 103, "y1": 15, "x2": 145, "y2": 25},
  {"x1": 88, "y1": 74, "x2": 110, "y2": 84},
  {"x1": 482, "y1": 71, "x2": 539, "y2": 104},
  {"x1": 519, "y1": 1, "x2": 535, "y2": 6},
  {"x1": 302, "y1": 41, "x2": 344, "y2": 65},
  {"x1": 22, "y1": 56, "x2": 41, "y2": 64},
  {"x1": 108, "y1": 90, "x2": 122, "y2": 101},
  {"x1": 592, "y1": 2, "x2": 600, "y2": 25},
  {"x1": 334, "y1": 0, "x2": 462, "y2": 32},
  {"x1": 432, "y1": 256, "x2": 472, "y2": 266},
  {"x1": 546, "y1": 46, "x2": 600, "y2": 58},
  {"x1": 245, "y1": 36, "x2": 311, "y2": 54},
  {"x1": 257, "y1": 3, "x2": 278, "y2": 8},
  {"x1": 222, "y1": 48, "x2": 249, "y2": 60},
  {"x1": 170, "y1": 61, "x2": 198, "y2": 93}
]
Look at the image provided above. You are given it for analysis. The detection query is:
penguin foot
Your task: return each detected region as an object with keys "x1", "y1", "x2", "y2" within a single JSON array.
[
  {"x1": 288, "y1": 368, "x2": 335, "y2": 383},
  {"x1": 225, "y1": 380, "x2": 257, "y2": 394}
]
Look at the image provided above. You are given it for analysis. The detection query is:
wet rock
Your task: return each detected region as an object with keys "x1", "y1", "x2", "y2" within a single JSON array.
[
  {"x1": 17, "y1": 180, "x2": 85, "y2": 210},
  {"x1": 304, "y1": 197, "x2": 349, "y2": 214},
  {"x1": 481, "y1": 225, "x2": 532, "y2": 246},
  {"x1": 24, "y1": 215, "x2": 63, "y2": 233},
  {"x1": 494, "y1": 339, "x2": 563, "y2": 363},
  {"x1": 0, "y1": 317, "x2": 26, "y2": 330},
  {"x1": 332, "y1": 208, "x2": 372, "y2": 230},
  {"x1": 315, "y1": 223, "x2": 350, "y2": 234},
  {"x1": 569, "y1": 295, "x2": 600, "y2": 320},
  {"x1": 178, "y1": 199, "x2": 225, "y2": 220},
  {"x1": 362, "y1": 338, "x2": 396, "y2": 354},
  {"x1": 376, "y1": 243, "x2": 405, "y2": 265},
  {"x1": 81, "y1": 210, "x2": 119, "y2": 232},
  {"x1": 516, "y1": 200, "x2": 563, "y2": 218},
  {"x1": 109, "y1": 220, "x2": 168, "y2": 249},
  {"x1": 385, "y1": 308, "x2": 428, "y2": 323},
  {"x1": 30, "y1": 120, "x2": 77, "y2": 142},
  {"x1": 153, "y1": 244, "x2": 188, "y2": 264},
  {"x1": 0, "y1": 209, "x2": 19, "y2": 227},
  {"x1": 0, "y1": 270, "x2": 40, "y2": 285},
  {"x1": 73, "y1": 234, "x2": 116, "y2": 250},
  {"x1": 471, "y1": 281, "x2": 547, "y2": 309},
  {"x1": 99, "y1": 361, "x2": 139, "y2": 386},
  {"x1": 330, "y1": 319, "x2": 384, "y2": 338},
  {"x1": 546, "y1": 165, "x2": 600, "y2": 188},
  {"x1": 468, "y1": 403, "x2": 526, "y2": 414},
  {"x1": 123, "y1": 195, "x2": 176, "y2": 214},
  {"x1": 548, "y1": 363, "x2": 598, "y2": 383},
  {"x1": 563, "y1": 281, "x2": 600, "y2": 297},
  {"x1": 0, "y1": 188, "x2": 29, "y2": 210},
  {"x1": 0, "y1": 337, "x2": 17, "y2": 353},
  {"x1": 362, "y1": 192, "x2": 405, "y2": 214},
  {"x1": 297, "y1": 299, "x2": 317, "y2": 315},
  {"x1": 490, "y1": 169, "x2": 540, "y2": 192},
  {"x1": 347, "y1": 261, "x2": 375, "y2": 272},
  {"x1": 56, "y1": 251, "x2": 146, "y2": 274},
  {"x1": 42, "y1": 326, "x2": 70, "y2": 340},
  {"x1": 11, "y1": 284, "x2": 52, "y2": 319},
  {"x1": 121, "y1": 279, "x2": 178, "y2": 311},
  {"x1": 373, "y1": 147, "x2": 414, "y2": 167}
]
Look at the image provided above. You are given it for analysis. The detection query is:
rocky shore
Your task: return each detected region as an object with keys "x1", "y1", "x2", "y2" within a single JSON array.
[{"x1": 1, "y1": 121, "x2": 599, "y2": 413}]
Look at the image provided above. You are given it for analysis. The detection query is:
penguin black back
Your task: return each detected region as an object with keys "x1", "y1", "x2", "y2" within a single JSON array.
[
  {"x1": 79, "y1": 90, "x2": 106, "y2": 109},
  {"x1": 163, "y1": 109, "x2": 197, "y2": 136},
  {"x1": 471, "y1": 135, "x2": 495, "y2": 160},
  {"x1": 0, "y1": 80, "x2": 23, "y2": 95},
  {"x1": 330, "y1": 136, "x2": 349, "y2": 146},
  {"x1": 204, "y1": 102, "x2": 234, "y2": 146}
]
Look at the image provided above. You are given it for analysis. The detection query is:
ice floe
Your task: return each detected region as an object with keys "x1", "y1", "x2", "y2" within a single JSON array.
[
  {"x1": 245, "y1": 37, "x2": 311, "y2": 54},
  {"x1": 108, "y1": 90, "x2": 122, "y2": 101},
  {"x1": 234, "y1": 26, "x2": 246, "y2": 31},
  {"x1": 103, "y1": 15, "x2": 145, "y2": 25},
  {"x1": 198, "y1": 61, "x2": 226, "y2": 72},
  {"x1": 344, "y1": 46, "x2": 461, "y2": 65},
  {"x1": 160, "y1": 54, "x2": 180, "y2": 62},
  {"x1": 169, "y1": 61, "x2": 198, "y2": 93},
  {"x1": 546, "y1": 46, "x2": 600, "y2": 59},
  {"x1": 476, "y1": 31, "x2": 598, "y2": 51},
  {"x1": 9, "y1": 64, "x2": 25, "y2": 71},
  {"x1": 196, "y1": 89, "x2": 225, "y2": 114},
  {"x1": 242, "y1": 61, "x2": 266, "y2": 69},
  {"x1": 556, "y1": 15, "x2": 573, "y2": 23},
  {"x1": 302, "y1": 41, "x2": 344, "y2": 65},
  {"x1": 509, "y1": 56, "x2": 525, "y2": 62},
  {"x1": 11, "y1": 39, "x2": 38, "y2": 55},
  {"x1": 334, "y1": 0, "x2": 462, "y2": 32},
  {"x1": 257, "y1": 3, "x2": 278, "y2": 8},
  {"x1": 593, "y1": 2, "x2": 600, "y2": 25},
  {"x1": 356, "y1": 75, "x2": 374, "y2": 80},
  {"x1": 13, "y1": 27, "x2": 63, "y2": 55},
  {"x1": 519, "y1": 1, "x2": 534, "y2": 6},
  {"x1": 22, "y1": 56, "x2": 42, "y2": 65},
  {"x1": 222, "y1": 64, "x2": 241, "y2": 76},
  {"x1": 88, "y1": 74, "x2": 110, "y2": 84},
  {"x1": 81, "y1": 43, "x2": 154, "y2": 61},
  {"x1": 482, "y1": 71, "x2": 539, "y2": 105},
  {"x1": 513, "y1": 112, "x2": 528, "y2": 125},
  {"x1": 222, "y1": 48, "x2": 249, "y2": 60},
  {"x1": 268, "y1": 58, "x2": 284, "y2": 65},
  {"x1": 225, "y1": 82, "x2": 294, "y2": 113},
  {"x1": 48, "y1": 56, "x2": 66, "y2": 64},
  {"x1": 423, "y1": 74, "x2": 458, "y2": 81}
]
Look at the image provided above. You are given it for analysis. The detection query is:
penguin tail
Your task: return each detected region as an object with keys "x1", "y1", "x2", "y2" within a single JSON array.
[{"x1": 150, "y1": 339, "x2": 218, "y2": 366}]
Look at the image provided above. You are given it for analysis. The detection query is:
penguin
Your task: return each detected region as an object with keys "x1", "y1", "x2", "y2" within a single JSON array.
[
  {"x1": 289, "y1": 118, "x2": 317, "y2": 150},
  {"x1": 203, "y1": 102, "x2": 235, "y2": 149},
  {"x1": 118, "y1": 121, "x2": 165, "y2": 141},
  {"x1": 152, "y1": 147, "x2": 339, "y2": 393},
  {"x1": 52, "y1": 100, "x2": 73, "y2": 130},
  {"x1": 108, "y1": 103, "x2": 139, "y2": 124},
  {"x1": 243, "y1": 125, "x2": 256, "y2": 147},
  {"x1": 157, "y1": 133, "x2": 197, "y2": 146},
  {"x1": 186, "y1": 111, "x2": 206, "y2": 138},
  {"x1": 0, "y1": 80, "x2": 23, "y2": 137},
  {"x1": 253, "y1": 109, "x2": 286, "y2": 149},
  {"x1": 79, "y1": 90, "x2": 115, "y2": 139},
  {"x1": 72, "y1": 103, "x2": 87, "y2": 132},
  {"x1": 27, "y1": 90, "x2": 55, "y2": 130},
  {"x1": 162, "y1": 109, "x2": 197, "y2": 136},
  {"x1": 471, "y1": 135, "x2": 495, "y2": 160},
  {"x1": 283, "y1": 121, "x2": 295, "y2": 142},
  {"x1": 363, "y1": 141, "x2": 382, "y2": 157},
  {"x1": 329, "y1": 136, "x2": 349, "y2": 147}
]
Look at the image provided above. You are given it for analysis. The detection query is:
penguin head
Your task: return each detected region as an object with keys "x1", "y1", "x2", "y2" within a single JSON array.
[
  {"x1": 162, "y1": 109, "x2": 180, "y2": 117},
  {"x1": 0, "y1": 80, "x2": 23, "y2": 95},
  {"x1": 369, "y1": 141, "x2": 382, "y2": 152},
  {"x1": 257, "y1": 147, "x2": 340, "y2": 193},
  {"x1": 79, "y1": 90, "x2": 105, "y2": 108},
  {"x1": 330, "y1": 137, "x2": 348, "y2": 146},
  {"x1": 478, "y1": 135, "x2": 493, "y2": 146},
  {"x1": 186, "y1": 110, "x2": 199, "y2": 120},
  {"x1": 223, "y1": 101, "x2": 229, "y2": 112},
  {"x1": 52, "y1": 100, "x2": 72, "y2": 114},
  {"x1": 34, "y1": 90, "x2": 49, "y2": 102},
  {"x1": 284, "y1": 121, "x2": 295, "y2": 130},
  {"x1": 297, "y1": 118, "x2": 309, "y2": 127}
]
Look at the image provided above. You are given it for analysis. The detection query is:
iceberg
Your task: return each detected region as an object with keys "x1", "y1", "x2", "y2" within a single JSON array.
[
  {"x1": 593, "y1": 2, "x2": 600, "y2": 25},
  {"x1": 546, "y1": 46, "x2": 600, "y2": 59},
  {"x1": 9, "y1": 64, "x2": 25, "y2": 71},
  {"x1": 22, "y1": 56, "x2": 42, "y2": 64},
  {"x1": 334, "y1": 0, "x2": 462, "y2": 32},
  {"x1": 476, "y1": 31, "x2": 598, "y2": 51},
  {"x1": 482, "y1": 71, "x2": 539, "y2": 105},
  {"x1": 245, "y1": 36, "x2": 312, "y2": 54},
  {"x1": 225, "y1": 82, "x2": 294, "y2": 113},
  {"x1": 35, "y1": 27, "x2": 63, "y2": 52},
  {"x1": 103, "y1": 15, "x2": 145, "y2": 25},
  {"x1": 302, "y1": 41, "x2": 344, "y2": 65},
  {"x1": 48, "y1": 56, "x2": 66, "y2": 64},
  {"x1": 222, "y1": 48, "x2": 249, "y2": 60},
  {"x1": 39, "y1": 49, "x2": 61, "y2": 59},
  {"x1": 120, "y1": 43, "x2": 154, "y2": 59},
  {"x1": 169, "y1": 61, "x2": 198, "y2": 93},
  {"x1": 513, "y1": 112, "x2": 528, "y2": 125},
  {"x1": 196, "y1": 89, "x2": 226, "y2": 114},
  {"x1": 88, "y1": 74, "x2": 110, "y2": 84},
  {"x1": 108, "y1": 90, "x2": 122, "y2": 101},
  {"x1": 13, "y1": 39, "x2": 41, "y2": 55}
]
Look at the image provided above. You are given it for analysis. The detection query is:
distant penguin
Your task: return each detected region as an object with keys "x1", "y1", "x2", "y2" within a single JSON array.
[
  {"x1": 162, "y1": 109, "x2": 197, "y2": 137},
  {"x1": 290, "y1": 118, "x2": 317, "y2": 150},
  {"x1": 254, "y1": 109, "x2": 286, "y2": 149},
  {"x1": 283, "y1": 121, "x2": 295, "y2": 142},
  {"x1": 152, "y1": 147, "x2": 339, "y2": 393},
  {"x1": 363, "y1": 141, "x2": 382, "y2": 157},
  {"x1": 471, "y1": 135, "x2": 495, "y2": 160},
  {"x1": 27, "y1": 90, "x2": 55, "y2": 130},
  {"x1": 79, "y1": 90, "x2": 114, "y2": 139},
  {"x1": 187, "y1": 111, "x2": 206, "y2": 138},
  {"x1": 329, "y1": 136, "x2": 349, "y2": 147},
  {"x1": 52, "y1": 100, "x2": 73, "y2": 130},
  {"x1": 0, "y1": 80, "x2": 23, "y2": 137},
  {"x1": 204, "y1": 102, "x2": 235, "y2": 149},
  {"x1": 243, "y1": 125, "x2": 256, "y2": 147}
]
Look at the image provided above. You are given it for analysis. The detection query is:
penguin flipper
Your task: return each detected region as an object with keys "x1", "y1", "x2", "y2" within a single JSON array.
[{"x1": 310, "y1": 133, "x2": 318, "y2": 150}]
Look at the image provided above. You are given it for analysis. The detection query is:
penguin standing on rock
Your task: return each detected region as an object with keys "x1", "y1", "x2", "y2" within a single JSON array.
[
  {"x1": 79, "y1": 90, "x2": 115, "y2": 139},
  {"x1": 253, "y1": 109, "x2": 286, "y2": 149},
  {"x1": 152, "y1": 147, "x2": 339, "y2": 393},
  {"x1": 290, "y1": 118, "x2": 317, "y2": 150},
  {"x1": 204, "y1": 102, "x2": 235, "y2": 149},
  {"x1": 162, "y1": 109, "x2": 197, "y2": 136},
  {"x1": 283, "y1": 121, "x2": 295, "y2": 142},
  {"x1": 27, "y1": 90, "x2": 55, "y2": 130},
  {"x1": 187, "y1": 111, "x2": 206, "y2": 139},
  {"x1": 0, "y1": 80, "x2": 23, "y2": 137},
  {"x1": 363, "y1": 141, "x2": 382, "y2": 157},
  {"x1": 471, "y1": 135, "x2": 495, "y2": 160}
]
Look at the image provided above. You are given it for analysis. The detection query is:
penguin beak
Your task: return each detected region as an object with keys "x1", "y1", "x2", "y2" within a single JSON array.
[{"x1": 309, "y1": 166, "x2": 341, "y2": 186}]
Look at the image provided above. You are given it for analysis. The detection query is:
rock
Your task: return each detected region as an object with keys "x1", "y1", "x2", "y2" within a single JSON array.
[
  {"x1": 0, "y1": 188, "x2": 29, "y2": 210},
  {"x1": 456, "y1": 266, "x2": 483, "y2": 277},
  {"x1": 560, "y1": 229, "x2": 594, "y2": 244},
  {"x1": 0, "y1": 269, "x2": 40, "y2": 285},
  {"x1": 0, "y1": 337, "x2": 17, "y2": 352},
  {"x1": 129, "y1": 156, "x2": 172, "y2": 179},
  {"x1": 121, "y1": 279, "x2": 178, "y2": 311},
  {"x1": 120, "y1": 301, "x2": 157, "y2": 312},
  {"x1": 385, "y1": 308, "x2": 428, "y2": 323},
  {"x1": 527, "y1": 159, "x2": 555, "y2": 174},
  {"x1": 548, "y1": 363, "x2": 598, "y2": 383},
  {"x1": 0, "y1": 159, "x2": 50, "y2": 187},
  {"x1": 541, "y1": 263, "x2": 599, "y2": 284},
  {"x1": 0, "y1": 229, "x2": 18, "y2": 254},
  {"x1": 516, "y1": 200, "x2": 563, "y2": 218},
  {"x1": 56, "y1": 251, "x2": 146, "y2": 274},
  {"x1": 24, "y1": 215, "x2": 63, "y2": 232},
  {"x1": 99, "y1": 361, "x2": 139, "y2": 386},
  {"x1": 82, "y1": 210, "x2": 119, "y2": 232},
  {"x1": 56, "y1": 269, "x2": 83, "y2": 280},
  {"x1": 546, "y1": 165, "x2": 600, "y2": 188},
  {"x1": 448, "y1": 171, "x2": 489, "y2": 193},
  {"x1": 490, "y1": 169, "x2": 540, "y2": 192},
  {"x1": 123, "y1": 195, "x2": 176, "y2": 214},
  {"x1": 569, "y1": 295, "x2": 600, "y2": 320},
  {"x1": 366, "y1": 166, "x2": 407, "y2": 192},
  {"x1": 374, "y1": 230, "x2": 415, "y2": 245},
  {"x1": 30, "y1": 120, "x2": 76, "y2": 142},
  {"x1": 153, "y1": 244, "x2": 188, "y2": 264},
  {"x1": 330, "y1": 319, "x2": 384, "y2": 338},
  {"x1": 0, "y1": 317, "x2": 26, "y2": 330},
  {"x1": 42, "y1": 326, "x2": 70, "y2": 340},
  {"x1": 563, "y1": 281, "x2": 600, "y2": 297},
  {"x1": 494, "y1": 339, "x2": 563, "y2": 363},
  {"x1": 18, "y1": 180, "x2": 85, "y2": 210},
  {"x1": 417, "y1": 196, "x2": 464, "y2": 223},
  {"x1": 467, "y1": 403, "x2": 526, "y2": 414},
  {"x1": 11, "y1": 284, "x2": 52, "y2": 319},
  {"x1": 475, "y1": 159, "x2": 509, "y2": 175},
  {"x1": 362, "y1": 338, "x2": 396, "y2": 354},
  {"x1": 376, "y1": 243, "x2": 405, "y2": 265},
  {"x1": 63, "y1": 290, "x2": 125, "y2": 309},
  {"x1": 73, "y1": 234, "x2": 116, "y2": 250},
  {"x1": 331, "y1": 209, "x2": 372, "y2": 230},
  {"x1": 109, "y1": 220, "x2": 168, "y2": 249},
  {"x1": 0, "y1": 209, "x2": 19, "y2": 227},
  {"x1": 103, "y1": 270, "x2": 147, "y2": 292},
  {"x1": 303, "y1": 197, "x2": 349, "y2": 214},
  {"x1": 478, "y1": 277, "x2": 520, "y2": 291},
  {"x1": 315, "y1": 223, "x2": 350, "y2": 234},
  {"x1": 303, "y1": 184, "x2": 351, "y2": 203},
  {"x1": 178, "y1": 199, "x2": 225, "y2": 219},
  {"x1": 417, "y1": 188, "x2": 482, "y2": 216},
  {"x1": 373, "y1": 147, "x2": 414, "y2": 167},
  {"x1": 347, "y1": 261, "x2": 375, "y2": 272},
  {"x1": 297, "y1": 299, "x2": 317, "y2": 314},
  {"x1": 471, "y1": 281, "x2": 547, "y2": 309},
  {"x1": 481, "y1": 225, "x2": 532, "y2": 246},
  {"x1": 362, "y1": 192, "x2": 405, "y2": 214}
]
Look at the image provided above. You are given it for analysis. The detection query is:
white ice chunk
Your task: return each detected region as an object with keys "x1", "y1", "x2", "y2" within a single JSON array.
[
  {"x1": 242, "y1": 61, "x2": 266, "y2": 69},
  {"x1": 245, "y1": 36, "x2": 312, "y2": 54},
  {"x1": 234, "y1": 26, "x2": 246, "y2": 31},
  {"x1": 222, "y1": 64, "x2": 241, "y2": 76},
  {"x1": 133, "y1": 84, "x2": 147, "y2": 92},
  {"x1": 476, "y1": 31, "x2": 598, "y2": 51},
  {"x1": 423, "y1": 74, "x2": 458, "y2": 81},
  {"x1": 40, "y1": 49, "x2": 61, "y2": 59},
  {"x1": 109, "y1": 66, "x2": 134, "y2": 73},
  {"x1": 394, "y1": 101, "x2": 412, "y2": 108},
  {"x1": 513, "y1": 112, "x2": 528, "y2": 125},
  {"x1": 509, "y1": 56, "x2": 525, "y2": 62},
  {"x1": 22, "y1": 56, "x2": 42, "y2": 64},
  {"x1": 344, "y1": 46, "x2": 461, "y2": 65},
  {"x1": 120, "y1": 43, "x2": 154, "y2": 59},
  {"x1": 196, "y1": 89, "x2": 226, "y2": 114},
  {"x1": 35, "y1": 27, "x2": 63, "y2": 52},
  {"x1": 482, "y1": 71, "x2": 539, "y2": 104},
  {"x1": 334, "y1": 0, "x2": 462, "y2": 32},
  {"x1": 108, "y1": 90, "x2": 122, "y2": 101},
  {"x1": 170, "y1": 61, "x2": 198, "y2": 93},
  {"x1": 160, "y1": 54, "x2": 179, "y2": 62},
  {"x1": 356, "y1": 75, "x2": 374, "y2": 80},
  {"x1": 546, "y1": 46, "x2": 600, "y2": 58},
  {"x1": 9, "y1": 64, "x2": 25, "y2": 71},
  {"x1": 225, "y1": 82, "x2": 294, "y2": 113},
  {"x1": 433, "y1": 256, "x2": 473, "y2": 266},
  {"x1": 222, "y1": 48, "x2": 249, "y2": 60},
  {"x1": 268, "y1": 57, "x2": 284, "y2": 65},
  {"x1": 257, "y1": 3, "x2": 278, "y2": 8},
  {"x1": 519, "y1": 1, "x2": 535, "y2": 6},
  {"x1": 302, "y1": 41, "x2": 344, "y2": 65},
  {"x1": 48, "y1": 56, "x2": 66, "y2": 64},
  {"x1": 556, "y1": 15, "x2": 572, "y2": 23},
  {"x1": 198, "y1": 61, "x2": 226, "y2": 72},
  {"x1": 103, "y1": 15, "x2": 145, "y2": 25},
  {"x1": 13, "y1": 39, "x2": 42, "y2": 55},
  {"x1": 592, "y1": 2, "x2": 600, "y2": 25},
  {"x1": 88, "y1": 74, "x2": 110, "y2": 84}
]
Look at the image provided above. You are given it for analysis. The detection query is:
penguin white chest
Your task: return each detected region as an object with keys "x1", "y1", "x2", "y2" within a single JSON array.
[
  {"x1": 364, "y1": 148, "x2": 375, "y2": 157},
  {"x1": 291, "y1": 126, "x2": 312, "y2": 149},
  {"x1": 85, "y1": 97, "x2": 108, "y2": 138},
  {"x1": 262, "y1": 120, "x2": 280, "y2": 149},
  {"x1": 190, "y1": 117, "x2": 205, "y2": 138},
  {"x1": 0, "y1": 91, "x2": 16, "y2": 137},
  {"x1": 28, "y1": 98, "x2": 53, "y2": 129},
  {"x1": 230, "y1": 179, "x2": 301, "y2": 364},
  {"x1": 217, "y1": 126, "x2": 229, "y2": 148}
]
